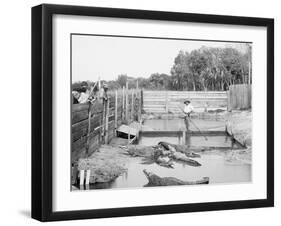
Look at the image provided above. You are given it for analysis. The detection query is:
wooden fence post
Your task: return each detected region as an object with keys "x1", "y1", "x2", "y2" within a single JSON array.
[
  {"x1": 229, "y1": 86, "x2": 232, "y2": 111},
  {"x1": 85, "y1": 102, "x2": 92, "y2": 155},
  {"x1": 99, "y1": 105, "x2": 103, "y2": 144},
  {"x1": 122, "y1": 86, "x2": 125, "y2": 121},
  {"x1": 115, "y1": 90, "x2": 118, "y2": 135},
  {"x1": 125, "y1": 82, "x2": 129, "y2": 123},
  {"x1": 141, "y1": 89, "x2": 143, "y2": 113},
  {"x1": 101, "y1": 100, "x2": 106, "y2": 143},
  {"x1": 138, "y1": 89, "x2": 141, "y2": 122},
  {"x1": 227, "y1": 90, "x2": 230, "y2": 111},
  {"x1": 105, "y1": 99, "x2": 110, "y2": 144},
  {"x1": 248, "y1": 62, "x2": 251, "y2": 84},
  {"x1": 165, "y1": 91, "x2": 168, "y2": 113},
  {"x1": 242, "y1": 85, "x2": 245, "y2": 109},
  {"x1": 131, "y1": 90, "x2": 134, "y2": 121}
]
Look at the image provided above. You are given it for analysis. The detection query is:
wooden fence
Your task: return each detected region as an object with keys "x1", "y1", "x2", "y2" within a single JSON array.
[
  {"x1": 227, "y1": 84, "x2": 251, "y2": 111},
  {"x1": 72, "y1": 88, "x2": 141, "y2": 163},
  {"x1": 143, "y1": 90, "x2": 227, "y2": 114}
]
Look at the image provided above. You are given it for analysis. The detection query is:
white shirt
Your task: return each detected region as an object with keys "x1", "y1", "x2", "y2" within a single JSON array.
[
  {"x1": 78, "y1": 92, "x2": 89, "y2": 104},
  {"x1": 184, "y1": 104, "x2": 194, "y2": 114}
]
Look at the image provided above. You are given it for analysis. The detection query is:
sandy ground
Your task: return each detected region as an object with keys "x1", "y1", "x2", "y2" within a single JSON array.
[{"x1": 225, "y1": 110, "x2": 252, "y2": 164}]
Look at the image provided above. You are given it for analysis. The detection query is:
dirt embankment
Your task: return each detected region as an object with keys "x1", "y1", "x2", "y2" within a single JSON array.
[
  {"x1": 224, "y1": 110, "x2": 252, "y2": 165},
  {"x1": 76, "y1": 145, "x2": 129, "y2": 184},
  {"x1": 226, "y1": 110, "x2": 252, "y2": 148}
]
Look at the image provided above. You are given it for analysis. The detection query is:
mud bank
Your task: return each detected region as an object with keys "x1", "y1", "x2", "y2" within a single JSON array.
[
  {"x1": 76, "y1": 145, "x2": 129, "y2": 184},
  {"x1": 226, "y1": 110, "x2": 252, "y2": 148},
  {"x1": 74, "y1": 142, "x2": 204, "y2": 185}
]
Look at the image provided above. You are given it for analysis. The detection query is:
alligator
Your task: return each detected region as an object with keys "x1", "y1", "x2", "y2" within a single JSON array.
[
  {"x1": 158, "y1": 141, "x2": 201, "y2": 158},
  {"x1": 143, "y1": 169, "x2": 209, "y2": 187}
]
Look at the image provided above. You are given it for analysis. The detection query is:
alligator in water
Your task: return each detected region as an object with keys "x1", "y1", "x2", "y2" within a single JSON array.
[{"x1": 143, "y1": 169, "x2": 209, "y2": 187}]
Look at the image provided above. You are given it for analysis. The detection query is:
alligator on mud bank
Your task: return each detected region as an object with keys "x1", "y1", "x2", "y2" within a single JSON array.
[{"x1": 124, "y1": 141, "x2": 202, "y2": 168}]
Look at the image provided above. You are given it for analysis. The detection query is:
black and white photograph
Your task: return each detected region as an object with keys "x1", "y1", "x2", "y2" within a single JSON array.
[
  {"x1": 29, "y1": 3, "x2": 274, "y2": 222},
  {"x1": 71, "y1": 34, "x2": 252, "y2": 190}
]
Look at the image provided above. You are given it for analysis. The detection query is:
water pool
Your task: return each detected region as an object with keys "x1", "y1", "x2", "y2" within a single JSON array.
[
  {"x1": 88, "y1": 151, "x2": 251, "y2": 189},
  {"x1": 78, "y1": 118, "x2": 251, "y2": 190}
]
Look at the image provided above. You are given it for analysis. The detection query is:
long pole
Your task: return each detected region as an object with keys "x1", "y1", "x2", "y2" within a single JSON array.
[
  {"x1": 188, "y1": 118, "x2": 208, "y2": 141},
  {"x1": 177, "y1": 105, "x2": 208, "y2": 141}
]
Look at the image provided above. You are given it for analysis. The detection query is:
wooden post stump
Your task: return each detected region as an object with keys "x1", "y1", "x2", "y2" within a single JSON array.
[
  {"x1": 85, "y1": 169, "x2": 91, "y2": 185},
  {"x1": 79, "y1": 170, "x2": 85, "y2": 186}
]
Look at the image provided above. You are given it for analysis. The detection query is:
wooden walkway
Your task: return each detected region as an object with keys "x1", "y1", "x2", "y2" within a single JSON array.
[{"x1": 140, "y1": 130, "x2": 227, "y2": 137}]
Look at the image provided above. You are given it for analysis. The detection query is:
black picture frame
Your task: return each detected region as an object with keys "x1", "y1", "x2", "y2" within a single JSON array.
[{"x1": 32, "y1": 4, "x2": 274, "y2": 222}]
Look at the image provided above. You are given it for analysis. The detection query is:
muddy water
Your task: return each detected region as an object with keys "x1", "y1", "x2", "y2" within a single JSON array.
[
  {"x1": 87, "y1": 119, "x2": 251, "y2": 190},
  {"x1": 140, "y1": 119, "x2": 239, "y2": 148},
  {"x1": 142, "y1": 118, "x2": 226, "y2": 131},
  {"x1": 89, "y1": 152, "x2": 251, "y2": 189},
  {"x1": 143, "y1": 118, "x2": 186, "y2": 131}
]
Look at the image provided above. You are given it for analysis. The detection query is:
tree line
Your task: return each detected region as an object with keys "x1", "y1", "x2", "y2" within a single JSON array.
[{"x1": 73, "y1": 45, "x2": 252, "y2": 92}]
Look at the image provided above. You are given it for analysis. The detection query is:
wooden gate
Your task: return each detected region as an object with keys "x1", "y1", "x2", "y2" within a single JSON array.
[{"x1": 227, "y1": 84, "x2": 251, "y2": 111}]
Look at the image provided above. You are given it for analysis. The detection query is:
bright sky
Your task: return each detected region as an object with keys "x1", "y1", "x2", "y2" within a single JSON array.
[{"x1": 72, "y1": 35, "x2": 248, "y2": 82}]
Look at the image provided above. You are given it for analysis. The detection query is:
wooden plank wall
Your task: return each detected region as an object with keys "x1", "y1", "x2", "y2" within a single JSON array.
[
  {"x1": 143, "y1": 90, "x2": 227, "y2": 113},
  {"x1": 227, "y1": 84, "x2": 252, "y2": 111},
  {"x1": 71, "y1": 89, "x2": 141, "y2": 163}
]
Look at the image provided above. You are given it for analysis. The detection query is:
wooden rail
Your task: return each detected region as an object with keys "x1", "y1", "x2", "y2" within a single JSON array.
[
  {"x1": 143, "y1": 90, "x2": 227, "y2": 113},
  {"x1": 140, "y1": 130, "x2": 227, "y2": 137}
]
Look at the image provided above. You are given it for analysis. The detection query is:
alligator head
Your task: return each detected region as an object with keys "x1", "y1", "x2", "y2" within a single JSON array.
[{"x1": 143, "y1": 169, "x2": 153, "y2": 178}]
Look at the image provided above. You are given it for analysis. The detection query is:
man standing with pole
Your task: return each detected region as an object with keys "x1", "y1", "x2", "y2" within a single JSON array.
[
  {"x1": 183, "y1": 100, "x2": 194, "y2": 130},
  {"x1": 180, "y1": 100, "x2": 208, "y2": 141}
]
